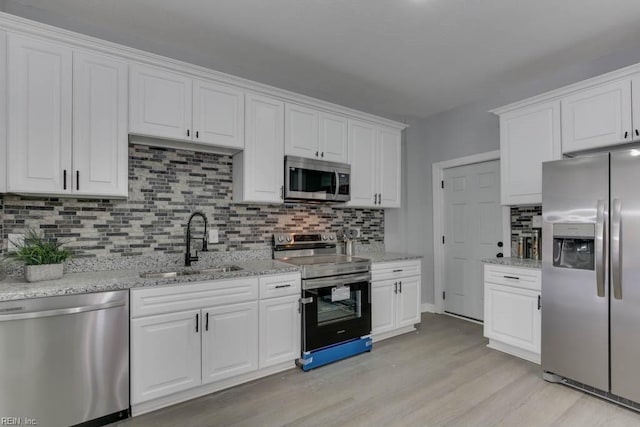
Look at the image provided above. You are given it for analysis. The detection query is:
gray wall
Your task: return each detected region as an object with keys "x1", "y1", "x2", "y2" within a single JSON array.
[{"x1": 386, "y1": 42, "x2": 640, "y2": 305}]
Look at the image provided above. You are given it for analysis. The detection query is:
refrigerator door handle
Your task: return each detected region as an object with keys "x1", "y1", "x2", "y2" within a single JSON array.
[
  {"x1": 595, "y1": 199, "x2": 606, "y2": 298},
  {"x1": 611, "y1": 198, "x2": 622, "y2": 300}
]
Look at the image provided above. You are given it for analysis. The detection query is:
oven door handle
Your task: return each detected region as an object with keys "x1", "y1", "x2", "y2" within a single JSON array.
[{"x1": 302, "y1": 272, "x2": 371, "y2": 290}]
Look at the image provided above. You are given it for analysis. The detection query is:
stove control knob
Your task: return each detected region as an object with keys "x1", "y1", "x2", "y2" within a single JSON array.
[
  {"x1": 322, "y1": 235, "x2": 328, "y2": 240},
  {"x1": 278, "y1": 236, "x2": 284, "y2": 242},
  {"x1": 286, "y1": 236, "x2": 293, "y2": 242},
  {"x1": 329, "y1": 235, "x2": 335, "y2": 240}
]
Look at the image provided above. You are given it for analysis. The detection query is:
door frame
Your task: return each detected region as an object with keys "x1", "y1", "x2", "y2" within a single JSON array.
[{"x1": 432, "y1": 150, "x2": 510, "y2": 315}]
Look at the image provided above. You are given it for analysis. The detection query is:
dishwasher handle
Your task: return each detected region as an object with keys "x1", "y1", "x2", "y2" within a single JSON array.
[{"x1": 0, "y1": 299, "x2": 126, "y2": 321}]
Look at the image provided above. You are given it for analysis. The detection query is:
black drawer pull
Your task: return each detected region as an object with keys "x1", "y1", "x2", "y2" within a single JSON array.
[
  {"x1": 393, "y1": 269, "x2": 403, "y2": 272},
  {"x1": 275, "y1": 284, "x2": 292, "y2": 289},
  {"x1": 504, "y1": 275, "x2": 520, "y2": 280},
  {"x1": 205, "y1": 312, "x2": 209, "y2": 331},
  {"x1": 196, "y1": 313, "x2": 199, "y2": 333}
]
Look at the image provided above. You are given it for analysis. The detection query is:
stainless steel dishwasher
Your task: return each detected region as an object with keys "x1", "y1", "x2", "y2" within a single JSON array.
[{"x1": 0, "y1": 290, "x2": 130, "y2": 427}]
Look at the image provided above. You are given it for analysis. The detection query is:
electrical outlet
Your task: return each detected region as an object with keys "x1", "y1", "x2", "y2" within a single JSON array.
[
  {"x1": 348, "y1": 228, "x2": 361, "y2": 239},
  {"x1": 208, "y1": 229, "x2": 219, "y2": 244},
  {"x1": 7, "y1": 234, "x2": 24, "y2": 253},
  {"x1": 532, "y1": 215, "x2": 542, "y2": 228}
]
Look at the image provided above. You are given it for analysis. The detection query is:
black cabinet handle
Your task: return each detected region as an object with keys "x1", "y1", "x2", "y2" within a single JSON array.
[
  {"x1": 625, "y1": 131, "x2": 629, "y2": 139},
  {"x1": 280, "y1": 186, "x2": 284, "y2": 200},
  {"x1": 275, "y1": 284, "x2": 292, "y2": 289},
  {"x1": 393, "y1": 269, "x2": 403, "y2": 272},
  {"x1": 538, "y1": 295, "x2": 541, "y2": 310},
  {"x1": 321, "y1": 152, "x2": 324, "y2": 157},
  {"x1": 196, "y1": 313, "x2": 199, "y2": 333},
  {"x1": 636, "y1": 129, "x2": 639, "y2": 137},
  {"x1": 394, "y1": 282, "x2": 398, "y2": 294},
  {"x1": 497, "y1": 253, "x2": 504, "y2": 258},
  {"x1": 504, "y1": 275, "x2": 520, "y2": 280},
  {"x1": 63, "y1": 170, "x2": 67, "y2": 190},
  {"x1": 399, "y1": 280, "x2": 402, "y2": 293},
  {"x1": 76, "y1": 171, "x2": 79, "y2": 191},
  {"x1": 205, "y1": 312, "x2": 209, "y2": 331},
  {"x1": 187, "y1": 129, "x2": 190, "y2": 137},
  {"x1": 315, "y1": 151, "x2": 319, "y2": 157},
  {"x1": 196, "y1": 131, "x2": 199, "y2": 139},
  {"x1": 497, "y1": 241, "x2": 503, "y2": 247}
]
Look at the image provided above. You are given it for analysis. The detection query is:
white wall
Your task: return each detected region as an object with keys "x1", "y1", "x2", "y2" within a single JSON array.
[{"x1": 387, "y1": 42, "x2": 640, "y2": 304}]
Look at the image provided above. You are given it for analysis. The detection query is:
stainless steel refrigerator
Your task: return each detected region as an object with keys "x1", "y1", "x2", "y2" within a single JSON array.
[{"x1": 542, "y1": 149, "x2": 640, "y2": 406}]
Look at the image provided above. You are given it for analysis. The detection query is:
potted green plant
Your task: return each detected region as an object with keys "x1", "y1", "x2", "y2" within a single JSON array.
[{"x1": 8, "y1": 229, "x2": 71, "y2": 282}]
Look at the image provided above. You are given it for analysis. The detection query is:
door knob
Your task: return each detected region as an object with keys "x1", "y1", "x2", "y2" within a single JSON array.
[
  {"x1": 497, "y1": 241, "x2": 503, "y2": 247},
  {"x1": 496, "y1": 253, "x2": 504, "y2": 258}
]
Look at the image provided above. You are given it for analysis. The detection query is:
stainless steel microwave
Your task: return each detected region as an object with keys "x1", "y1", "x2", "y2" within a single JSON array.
[{"x1": 284, "y1": 156, "x2": 351, "y2": 203}]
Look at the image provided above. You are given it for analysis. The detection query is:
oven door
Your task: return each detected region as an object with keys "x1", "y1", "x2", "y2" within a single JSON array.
[{"x1": 301, "y1": 272, "x2": 371, "y2": 352}]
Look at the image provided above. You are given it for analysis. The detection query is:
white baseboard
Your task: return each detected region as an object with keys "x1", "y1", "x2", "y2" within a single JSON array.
[{"x1": 421, "y1": 303, "x2": 437, "y2": 313}]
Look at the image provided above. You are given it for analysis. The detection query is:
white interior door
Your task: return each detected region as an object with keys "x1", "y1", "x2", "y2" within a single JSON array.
[{"x1": 443, "y1": 160, "x2": 502, "y2": 321}]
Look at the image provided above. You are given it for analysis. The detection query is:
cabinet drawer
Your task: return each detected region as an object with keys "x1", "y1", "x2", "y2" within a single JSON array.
[
  {"x1": 131, "y1": 277, "x2": 259, "y2": 318},
  {"x1": 259, "y1": 273, "x2": 301, "y2": 299},
  {"x1": 484, "y1": 264, "x2": 541, "y2": 291},
  {"x1": 372, "y1": 260, "x2": 421, "y2": 280}
]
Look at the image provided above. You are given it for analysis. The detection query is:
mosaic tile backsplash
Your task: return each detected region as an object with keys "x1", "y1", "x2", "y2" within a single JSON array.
[
  {"x1": 510, "y1": 205, "x2": 542, "y2": 257},
  {"x1": 0, "y1": 144, "x2": 384, "y2": 259}
]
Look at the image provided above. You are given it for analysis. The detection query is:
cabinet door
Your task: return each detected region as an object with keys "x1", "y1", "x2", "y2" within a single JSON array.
[
  {"x1": 236, "y1": 93, "x2": 284, "y2": 203},
  {"x1": 347, "y1": 120, "x2": 377, "y2": 207},
  {"x1": 561, "y1": 80, "x2": 632, "y2": 153},
  {"x1": 285, "y1": 103, "x2": 319, "y2": 159},
  {"x1": 500, "y1": 101, "x2": 561, "y2": 205},
  {"x1": 73, "y1": 51, "x2": 128, "y2": 197},
  {"x1": 202, "y1": 302, "x2": 259, "y2": 384},
  {"x1": 259, "y1": 295, "x2": 300, "y2": 368},
  {"x1": 371, "y1": 279, "x2": 396, "y2": 335},
  {"x1": 319, "y1": 112, "x2": 348, "y2": 163},
  {"x1": 395, "y1": 276, "x2": 421, "y2": 329},
  {"x1": 130, "y1": 310, "x2": 201, "y2": 404},
  {"x1": 378, "y1": 127, "x2": 401, "y2": 208},
  {"x1": 484, "y1": 283, "x2": 541, "y2": 354},
  {"x1": 7, "y1": 34, "x2": 72, "y2": 194},
  {"x1": 193, "y1": 80, "x2": 244, "y2": 149},
  {"x1": 129, "y1": 64, "x2": 192, "y2": 141}
]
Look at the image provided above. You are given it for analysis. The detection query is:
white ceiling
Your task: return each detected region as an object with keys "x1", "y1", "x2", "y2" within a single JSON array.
[{"x1": 4, "y1": 0, "x2": 640, "y2": 119}]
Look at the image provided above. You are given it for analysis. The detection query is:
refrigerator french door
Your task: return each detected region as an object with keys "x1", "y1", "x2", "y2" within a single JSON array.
[{"x1": 542, "y1": 149, "x2": 640, "y2": 404}]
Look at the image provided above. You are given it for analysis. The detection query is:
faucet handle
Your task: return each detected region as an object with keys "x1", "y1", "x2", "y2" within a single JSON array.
[{"x1": 201, "y1": 237, "x2": 208, "y2": 252}]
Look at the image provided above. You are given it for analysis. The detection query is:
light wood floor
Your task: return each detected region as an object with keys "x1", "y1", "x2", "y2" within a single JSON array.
[{"x1": 117, "y1": 313, "x2": 640, "y2": 427}]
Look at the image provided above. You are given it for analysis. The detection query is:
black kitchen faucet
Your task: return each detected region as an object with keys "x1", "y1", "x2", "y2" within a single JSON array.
[{"x1": 185, "y1": 212, "x2": 208, "y2": 266}]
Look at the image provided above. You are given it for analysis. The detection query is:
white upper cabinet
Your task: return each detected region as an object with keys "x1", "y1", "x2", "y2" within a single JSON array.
[
  {"x1": 7, "y1": 34, "x2": 72, "y2": 194},
  {"x1": 130, "y1": 64, "x2": 245, "y2": 149},
  {"x1": 284, "y1": 104, "x2": 349, "y2": 163},
  {"x1": 499, "y1": 100, "x2": 561, "y2": 205},
  {"x1": 285, "y1": 103, "x2": 319, "y2": 159},
  {"x1": 348, "y1": 120, "x2": 377, "y2": 207},
  {"x1": 233, "y1": 93, "x2": 285, "y2": 203},
  {"x1": 378, "y1": 127, "x2": 401, "y2": 208},
  {"x1": 130, "y1": 64, "x2": 193, "y2": 141},
  {"x1": 73, "y1": 51, "x2": 128, "y2": 197},
  {"x1": 193, "y1": 80, "x2": 244, "y2": 149},
  {"x1": 319, "y1": 112, "x2": 348, "y2": 163},
  {"x1": 7, "y1": 34, "x2": 128, "y2": 197},
  {"x1": 348, "y1": 121, "x2": 402, "y2": 208},
  {"x1": 561, "y1": 79, "x2": 632, "y2": 153}
]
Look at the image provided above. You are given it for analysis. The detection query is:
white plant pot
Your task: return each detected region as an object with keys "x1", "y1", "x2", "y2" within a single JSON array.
[{"x1": 24, "y1": 264, "x2": 64, "y2": 283}]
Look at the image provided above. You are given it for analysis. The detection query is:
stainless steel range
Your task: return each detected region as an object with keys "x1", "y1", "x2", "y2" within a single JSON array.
[{"x1": 273, "y1": 232, "x2": 372, "y2": 371}]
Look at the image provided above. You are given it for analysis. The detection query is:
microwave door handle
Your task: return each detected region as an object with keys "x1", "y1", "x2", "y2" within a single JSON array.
[{"x1": 334, "y1": 170, "x2": 339, "y2": 200}]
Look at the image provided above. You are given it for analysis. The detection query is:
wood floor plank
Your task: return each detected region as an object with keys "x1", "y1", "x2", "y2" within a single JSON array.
[{"x1": 117, "y1": 313, "x2": 640, "y2": 427}]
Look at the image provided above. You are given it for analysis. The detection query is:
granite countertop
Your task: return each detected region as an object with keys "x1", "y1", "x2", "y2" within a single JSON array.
[
  {"x1": 0, "y1": 259, "x2": 299, "y2": 302},
  {"x1": 363, "y1": 252, "x2": 423, "y2": 263},
  {"x1": 482, "y1": 257, "x2": 542, "y2": 270}
]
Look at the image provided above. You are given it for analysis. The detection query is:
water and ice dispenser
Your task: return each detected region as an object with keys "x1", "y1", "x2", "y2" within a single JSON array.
[{"x1": 552, "y1": 223, "x2": 595, "y2": 270}]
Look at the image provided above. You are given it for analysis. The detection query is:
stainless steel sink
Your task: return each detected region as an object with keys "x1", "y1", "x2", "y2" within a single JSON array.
[{"x1": 140, "y1": 265, "x2": 242, "y2": 279}]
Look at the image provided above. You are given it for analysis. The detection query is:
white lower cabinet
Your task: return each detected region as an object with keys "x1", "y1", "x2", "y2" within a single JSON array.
[
  {"x1": 202, "y1": 302, "x2": 259, "y2": 384},
  {"x1": 131, "y1": 310, "x2": 201, "y2": 404},
  {"x1": 259, "y1": 294, "x2": 301, "y2": 368},
  {"x1": 483, "y1": 264, "x2": 541, "y2": 364},
  {"x1": 130, "y1": 272, "x2": 301, "y2": 415},
  {"x1": 371, "y1": 259, "x2": 422, "y2": 341}
]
